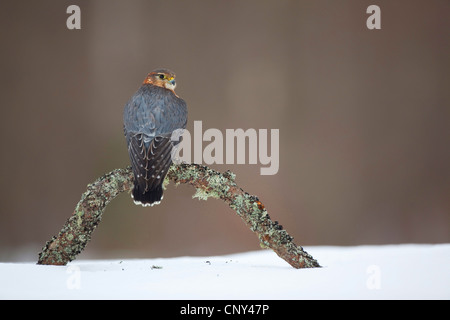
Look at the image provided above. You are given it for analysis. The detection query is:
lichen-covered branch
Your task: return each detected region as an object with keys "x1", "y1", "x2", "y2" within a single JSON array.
[
  {"x1": 37, "y1": 168, "x2": 134, "y2": 265},
  {"x1": 38, "y1": 164, "x2": 320, "y2": 268}
]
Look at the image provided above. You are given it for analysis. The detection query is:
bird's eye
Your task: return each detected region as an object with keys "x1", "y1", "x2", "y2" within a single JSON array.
[{"x1": 158, "y1": 74, "x2": 165, "y2": 80}]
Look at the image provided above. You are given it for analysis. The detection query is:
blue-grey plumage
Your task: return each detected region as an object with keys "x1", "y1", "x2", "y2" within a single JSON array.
[{"x1": 123, "y1": 69, "x2": 187, "y2": 207}]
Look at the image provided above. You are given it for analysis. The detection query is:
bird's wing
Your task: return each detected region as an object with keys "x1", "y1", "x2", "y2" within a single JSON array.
[{"x1": 127, "y1": 132, "x2": 173, "y2": 192}]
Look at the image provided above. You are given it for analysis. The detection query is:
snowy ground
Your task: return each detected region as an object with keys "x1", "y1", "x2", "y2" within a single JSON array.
[{"x1": 0, "y1": 244, "x2": 449, "y2": 299}]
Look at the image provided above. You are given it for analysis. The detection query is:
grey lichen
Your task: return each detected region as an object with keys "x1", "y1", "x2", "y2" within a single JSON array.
[{"x1": 192, "y1": 188, "x2": 219, "y2": 201}]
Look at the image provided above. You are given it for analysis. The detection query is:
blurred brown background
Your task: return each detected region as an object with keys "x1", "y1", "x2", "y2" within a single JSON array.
[{"x1": 0, "y1": 0, "x2": 449, "y2": 261}]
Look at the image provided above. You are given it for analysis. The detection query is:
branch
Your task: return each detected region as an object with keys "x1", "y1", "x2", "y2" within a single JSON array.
[{"x1": 37, "y1": 164, "x2": 320, "y2": 268}]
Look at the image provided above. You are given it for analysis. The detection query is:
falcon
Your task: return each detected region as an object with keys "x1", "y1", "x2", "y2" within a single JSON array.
[{"x1": 123, "y1": 69, "x2": 188, "y2": 206}]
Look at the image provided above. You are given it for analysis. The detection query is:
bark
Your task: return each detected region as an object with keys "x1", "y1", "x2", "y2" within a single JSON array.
[{"x1": 37, "y1": 164, "x2": 320, "y2": 268}]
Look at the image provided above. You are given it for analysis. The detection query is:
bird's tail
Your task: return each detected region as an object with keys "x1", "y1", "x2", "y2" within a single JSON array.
[{"x1": 131, "y1": 183, "x2": 164, "y2": 207}]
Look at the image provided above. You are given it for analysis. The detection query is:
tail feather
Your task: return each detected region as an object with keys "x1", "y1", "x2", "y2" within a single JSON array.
[
  {"x1": 132, "y1": 183, "x2": 164, "y2": 207},
  {"x1": 126, "y1": 132, "x2": 173, "y2": 207}
]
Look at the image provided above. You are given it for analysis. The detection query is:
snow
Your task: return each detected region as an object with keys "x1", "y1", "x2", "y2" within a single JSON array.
[{"x1": 1, "y1": 244, "x2": 449, "y2": 299}]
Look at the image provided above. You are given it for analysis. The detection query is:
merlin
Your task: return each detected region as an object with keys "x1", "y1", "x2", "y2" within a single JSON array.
[{"x1": 123, "y1": 69, "x2": 188, "y2": 206}]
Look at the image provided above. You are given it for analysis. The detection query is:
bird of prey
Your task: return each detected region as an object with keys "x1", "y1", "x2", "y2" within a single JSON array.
[{"x1": 123, "y1": 69, "x2": 188, "y2": 207}]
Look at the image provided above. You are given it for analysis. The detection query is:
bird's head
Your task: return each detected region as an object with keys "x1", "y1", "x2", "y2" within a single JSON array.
[{"x1": 143, "y1": 68, "x2": 177, "y2": 91}]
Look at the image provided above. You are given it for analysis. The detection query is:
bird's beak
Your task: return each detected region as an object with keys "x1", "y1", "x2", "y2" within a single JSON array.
[{"x1": 169, "y1": 79, "x2": 176, "y2": 86}]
